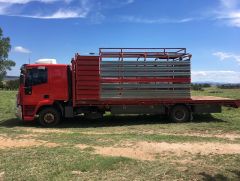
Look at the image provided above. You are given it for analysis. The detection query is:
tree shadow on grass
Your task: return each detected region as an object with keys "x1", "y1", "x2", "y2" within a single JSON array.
[
  {"x1": 199, "y1": 170, "x2": 240, "y2": 181},
  {"x1": 193, "y1": 114, "x2": 226, "y2": 123},
  {"x1": 0, "y1": 113, "x2": 225, "y2": 128},
  {"x1": 199, "y1": 172, "x2": 228, "y2": 181},
  {"x1": 0, "y1": 118, "x2": 38, "y2": 128}
]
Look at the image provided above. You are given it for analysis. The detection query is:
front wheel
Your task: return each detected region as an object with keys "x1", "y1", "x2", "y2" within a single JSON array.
[
  {"x1": 38, "y1": 107, "x2": 61, "y2": 127},
  {"x1": 170, "y1": 105, "x2": 190, "y2": 123}
]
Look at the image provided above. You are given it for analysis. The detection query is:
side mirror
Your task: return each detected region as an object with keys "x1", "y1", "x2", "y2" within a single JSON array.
[{"x1": 24, "y1": 86, "x2": 32, "y2": 95}]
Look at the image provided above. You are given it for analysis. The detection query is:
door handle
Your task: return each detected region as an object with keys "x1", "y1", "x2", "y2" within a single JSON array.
[{"x1": 43, "y1": 95, "x2": 49, "y2": 99}]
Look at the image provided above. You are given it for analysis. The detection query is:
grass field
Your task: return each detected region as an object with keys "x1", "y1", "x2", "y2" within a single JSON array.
[{"x1": 0, "y1": 87, "x2": 240, "y2": 180}]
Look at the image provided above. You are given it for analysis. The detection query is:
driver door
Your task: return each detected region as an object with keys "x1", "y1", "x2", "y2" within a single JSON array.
[{"x1": 23, "y1": 66, "x2": 50, "y2": 108}]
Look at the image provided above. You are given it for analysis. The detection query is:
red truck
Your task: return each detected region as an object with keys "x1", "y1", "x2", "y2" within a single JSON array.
[{"x1": 16, "y1": 48, "x2": 240, "y2": 127}]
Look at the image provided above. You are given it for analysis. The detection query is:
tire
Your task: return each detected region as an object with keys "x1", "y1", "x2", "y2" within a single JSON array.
[
  {"x1": 38, "y1": 107, "x2": 61, "y2": 127},
  {"x1": 170, "y1": 105, "x2": 190, "y2": 123}
]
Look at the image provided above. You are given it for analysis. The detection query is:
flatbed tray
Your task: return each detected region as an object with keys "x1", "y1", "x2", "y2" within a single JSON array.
[
  {"x1": 191, "y1": 96, "x2": 234, "y2": 101},
  {"x1": 75, "y1": 96, "x2": 240, "y2": 108}
]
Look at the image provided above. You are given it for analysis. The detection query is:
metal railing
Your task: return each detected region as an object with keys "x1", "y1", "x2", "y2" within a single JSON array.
[{"x1": 99, "y1": 48, "x2": 191, "y2": 61}]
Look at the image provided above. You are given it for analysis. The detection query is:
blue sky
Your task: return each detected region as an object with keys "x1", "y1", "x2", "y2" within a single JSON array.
[{"x1": 0, "y1": 0, "x2": 240, "y2": 83}]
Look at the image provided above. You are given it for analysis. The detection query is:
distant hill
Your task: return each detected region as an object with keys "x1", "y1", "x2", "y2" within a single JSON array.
[
  {"x1": 3, "y1": 76, "x2": 19, "y2": 81},
  {"x1": 192, "y1": 81, "x2": 240, "y2": 85}
]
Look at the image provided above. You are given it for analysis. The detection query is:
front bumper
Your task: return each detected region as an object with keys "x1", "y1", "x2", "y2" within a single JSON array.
[{"x1": 15, "y1": 105, "x2": 22, "y2": 120}]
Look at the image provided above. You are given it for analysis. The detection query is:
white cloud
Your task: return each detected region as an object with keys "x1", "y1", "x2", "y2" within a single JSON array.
[
  {"x1": 0, "y1": 0, "x2": 62, "y2": 4},
  {"x1": 89, "y1": 12, "x2": 105, "y2": 24},
  {"x1": 0, "y1": 3, "x2": 8, "y2": 14},
  {"x1": 44, "y1": 9, "x2": 87, "y2": 19},
  {"x1": 0, "y1": 0, "x2": 89, "y2": 19},
  {"x1": 192, "y1": 70, "x2": 240, "y2": 83},
  {"x1": 125, "y1": 0, "x2": 134, "y2": 4},
  {"x1": 213, "y1": 51, "x2": 240, "y2": 64},
  {"x1": 215, "y1": 0, "x2": 240, "y2": 27},
  {"x1": 120, "y1": 16, "x2": 194, "y2": 24},
  {"x1": 220, "y1": 0, "x2": 238, "y2": 9},
  {"x1": 0, "y1": 0, "x2": 135, "y2": 20},
  {"x1": 13, "y1": 46, "x2": 31, "y2": 53},
  {"x1": 178, "y1": 18, "x2": 194, "y2": 23},
  {"x1": 17, "y1": 9, "x2": 88, "y2": 19}
]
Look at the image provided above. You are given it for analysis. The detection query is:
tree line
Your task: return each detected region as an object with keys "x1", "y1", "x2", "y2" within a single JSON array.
[
  {"x1": 191, "y1": 83, "x2": 211, "y2": 91},
  {"x1": 0, "y1": 79, "x2": 19, "y2": 90},
  {"x1": 0, "y1": 27, "x2": 16, "y2": 89},
  {"x1": 191, "y1": 83, "x2": 240, "y2": 90}
]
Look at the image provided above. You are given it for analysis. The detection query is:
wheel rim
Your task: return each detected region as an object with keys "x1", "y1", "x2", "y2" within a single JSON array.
[
  {"x1": 175, "y1": 110, "x2": 186, "y2": 121},
  {"x1": 43, "y1": 113, "x2": 55, "y2": 124}
]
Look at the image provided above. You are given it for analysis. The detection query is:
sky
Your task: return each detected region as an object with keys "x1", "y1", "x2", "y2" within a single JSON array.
[{"x1": 0, "y1": 0, "x2": 240, "y2": 83}]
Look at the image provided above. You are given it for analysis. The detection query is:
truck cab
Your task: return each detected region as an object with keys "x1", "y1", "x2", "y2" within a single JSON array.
[{"x1": 16, "y1": 62, "x2": 70, "y2": 126}]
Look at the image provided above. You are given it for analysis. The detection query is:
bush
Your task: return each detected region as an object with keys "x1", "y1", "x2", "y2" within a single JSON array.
[
  {"x1": 4, "y1": 79, "x2": 19, "y2": 90},
  {"x1": 191, "y1": 84, "x2": 207, "y2": 91},
  {"x1": 217, "y1": 84, "x2": 240, "y2": 89}
]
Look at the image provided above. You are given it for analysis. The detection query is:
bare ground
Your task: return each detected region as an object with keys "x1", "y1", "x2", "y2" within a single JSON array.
[
  {"x1": 2, "y1": 127, "x2": 240, "y2": 161},
  {"x1": 23, "y1": 128, "x2": 72, "y2": 134},
  {"x1": 0, "y1": 136, "x2": 59, "y2": 149},
  {"x1": 76, "y1": 141, "x2": 240, "y2": 161},
  {"x1": 21, "y1": 128, "x2": 240, "y2": 141}
]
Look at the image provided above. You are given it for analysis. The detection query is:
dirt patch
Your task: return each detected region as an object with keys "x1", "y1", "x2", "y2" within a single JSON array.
[
  {"x1": 134, "y1": 141, "x2": 240, "y2": 155},
  {"x1": 21, "y1": 128, "x2": 240, "y2": 141},
  {"x1": 72, "y1": 171, "x2": 84, "y2": 175},
  {"x1": 95, "y1": 146, "x2": 154, "y2": 160},
  {"x1": 136, "y1": 130, "x2": 240, "y2": 141},
  {"x1": 172, "y1": 158, "x2": 198, "y2": 165},
  {"x1": 76, "y1": 143, "x2": 154, "y2": 160},
  {"x1": 16, "y1": 134, "x2": 38, "y2": 139},
  {"x1": 76, "y1": 141, "x2": 240, "y2": 161},
  {"x1": 80, "y1": 131, "x2": 116, "y2": 135},
  {"x1": 23, "y1": 128, "x2": 73, "y2": 134},
  {"x1": 73, "y1": 130, "x2": 240, "y2": 141},
  {"x1": 0, "y1": 172, "x2": 4, "y2": 181},
  {"x1": 0, "y1": 136, "x2": 60, "y2": 149},
  {"x1": 167, "y1": 133, "x2": 240, "y2": 141}
]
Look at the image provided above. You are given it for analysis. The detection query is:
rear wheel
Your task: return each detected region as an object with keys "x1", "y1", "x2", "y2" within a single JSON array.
[
  {"x1": 38, "y1": 107, "x2": 61, "y2": 127},
  {"x1": 170, "y1": 105, "x2": 190, "y2": 123}
]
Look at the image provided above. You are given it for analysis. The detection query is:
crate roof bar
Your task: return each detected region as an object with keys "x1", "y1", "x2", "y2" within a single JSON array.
[{"x1": 99, "y1": 48, "x2": 192, "y2": 60}]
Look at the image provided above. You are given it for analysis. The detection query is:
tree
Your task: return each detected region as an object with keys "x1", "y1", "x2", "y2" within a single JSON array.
[
  {"x1": 0, "y1": 28, "x2": 15, "y2": 82},
  {"x1": 5, "y1": 79, "x2": 19, "y2": 90}
]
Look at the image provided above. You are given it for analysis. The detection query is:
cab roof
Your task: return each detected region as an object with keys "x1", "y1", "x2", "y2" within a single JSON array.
[{"x1": 26, "y1": 64, "x2": 68, "y2": 68}]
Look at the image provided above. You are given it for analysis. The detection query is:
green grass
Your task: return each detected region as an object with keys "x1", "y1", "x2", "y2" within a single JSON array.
[
  {"x1": 0, "y1": 87, "x2": 240, "y2": 180},
  {"x1": 0, "y1": 147, "x2": 133, "y2": 180},
  {"x1": 0, "y1": 91, "x2": 16, "y2": 120},
  {"x1": 0, "y1": 147, "x2": 240, "y2": 180},
  {"x1": 191, "y1": 86, "x2": 240, "y2": 99},
  {"x1": 37, "y1": 131, "x2": 240, "y2": 147}
]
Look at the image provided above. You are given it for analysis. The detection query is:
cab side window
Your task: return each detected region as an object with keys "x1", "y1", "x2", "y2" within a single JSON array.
[{"x1": 26, "y1": 68, "x2": 48, "y2": 86}]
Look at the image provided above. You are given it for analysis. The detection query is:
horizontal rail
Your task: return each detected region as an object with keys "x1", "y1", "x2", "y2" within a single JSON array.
[
  {"x1": 101, "y1": 83, "x2": 190, "y2": 89},
  {"x1": 101, "y1": 66, "x2": 190, "y2": 71},
  {"x1": 101, "y1": 91, "x2": 190, "y2": 99},
  {"x1": 100, "y1": 48, "x2": 187, "y2": 50},
  {"x1": 99, "y1": 48, "x2": 190, "y2": 59},
  {"x1": 101, "y1": 77, "x2": 191, "y2": 83},
  {"x1": 101, "y1": 72, "x2": 190, "y2": 77},
  {"x1": 101, "y1": 61, "x2": 190, "y2": 66}
]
